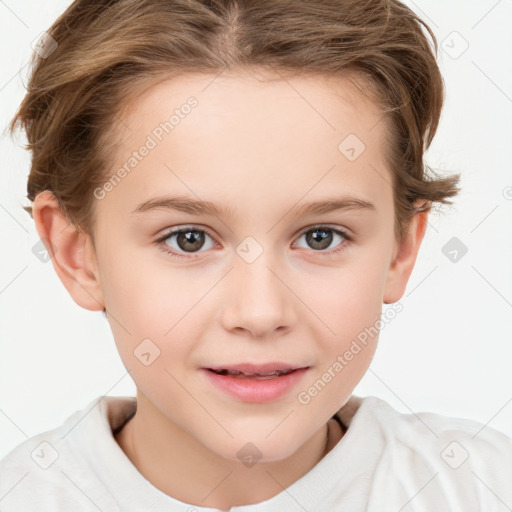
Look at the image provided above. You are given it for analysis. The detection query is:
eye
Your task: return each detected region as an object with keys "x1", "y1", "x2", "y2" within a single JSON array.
[
  {"x1": 154, "y1": 224, "x2": 352, "y2": 259},
  {"x1": 294, "y1": 225, "x2": 352, "y2": 256},
  {"x1": 155, "y1": 226, "x2": 216, "y2": 259}
]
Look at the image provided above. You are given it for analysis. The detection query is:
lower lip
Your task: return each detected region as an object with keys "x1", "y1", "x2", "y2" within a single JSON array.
[{"x1": 200, "y1": 368, "x2": 309, "y2": 403}]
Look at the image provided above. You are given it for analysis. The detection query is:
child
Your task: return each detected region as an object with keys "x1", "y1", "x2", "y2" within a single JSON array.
[{"x1": 1, "y1": 0, "x2": 510, "y2": 510}]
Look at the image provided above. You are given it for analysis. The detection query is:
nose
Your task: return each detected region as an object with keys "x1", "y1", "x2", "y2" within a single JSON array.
[{"x1": 219, "y1": 255, "x2": 296, "y2": 339}]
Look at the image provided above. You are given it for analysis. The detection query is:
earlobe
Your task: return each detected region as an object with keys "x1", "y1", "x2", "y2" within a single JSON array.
[
  {"x1": 32, "y1": 190, "x2": 105, "y2": 312},
  {"x1": 383, "y1": 202, "x2": 429, "y2": 304}
]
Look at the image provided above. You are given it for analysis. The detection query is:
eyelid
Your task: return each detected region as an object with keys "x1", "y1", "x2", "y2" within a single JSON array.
[
  {"x1": 295, "y1": 223, "x2": 353, "y2": 241},
  {"x1": 154, "y1": 224, "x2": 218, "y2": 246},
  {"x1": 155, "y1": 223, "x2": 353, "y2": 258},
  {"x1": 156, "y1": 223, "x2": 352, "y2": 243}
]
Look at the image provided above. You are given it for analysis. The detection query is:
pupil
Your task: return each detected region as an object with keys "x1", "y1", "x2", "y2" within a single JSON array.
[
  {"x1": 307, "y1": 229, "x2": 332, "y2": 250},
  {"x1": 177, "y1": 230, "x2": 204, "y2": 252}
]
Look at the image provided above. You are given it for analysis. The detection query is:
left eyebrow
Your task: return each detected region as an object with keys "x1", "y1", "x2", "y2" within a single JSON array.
[
  {"x1": 293, "y1": 197, "x2": 376, "y2": 217},
  {"x1": 130, "y1": 194, "x2": 376, "y2": 218}
]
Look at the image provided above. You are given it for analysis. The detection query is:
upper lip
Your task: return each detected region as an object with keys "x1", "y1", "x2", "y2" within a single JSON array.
[{"x1": 204, "y1": 362, "x2": 310, "y2": 373}]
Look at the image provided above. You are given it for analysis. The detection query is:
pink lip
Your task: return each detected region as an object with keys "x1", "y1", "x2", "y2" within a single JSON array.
[
  {"x1": 204, "y1": 362, "x2": 308, "y2": 373},
  {"x1": 200, "y1": 367, "x2": 310, "y2": 403}
]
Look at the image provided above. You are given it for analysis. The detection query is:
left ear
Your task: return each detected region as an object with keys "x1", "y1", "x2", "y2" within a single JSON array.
[{"x1": 383, "y1": 200, "x2": 430, "y2": 304}]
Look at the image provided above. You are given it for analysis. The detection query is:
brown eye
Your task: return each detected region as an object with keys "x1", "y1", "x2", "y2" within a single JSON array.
[
  {"x1": 156, "y1": 226, "x2": 216, "y2": 258},
  {"x1": 295, "y1": 226, "x2": 349, "y2": 253},
  {"x1": 174, "y1": 230, "x2": 206, "y2": 252},
  {"x1": 305, "y1": 228, "x2": 334, "y2": 250}
]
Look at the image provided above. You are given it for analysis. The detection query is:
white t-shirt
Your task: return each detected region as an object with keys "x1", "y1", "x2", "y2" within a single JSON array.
[{"x1": 0, "y1": 394, "x2": 510, "y2": 511}]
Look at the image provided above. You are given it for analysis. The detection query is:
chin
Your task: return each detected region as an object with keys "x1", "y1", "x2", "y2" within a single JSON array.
[{"x1": 211, "y1": 437, "x2": 300, "y2": 466}]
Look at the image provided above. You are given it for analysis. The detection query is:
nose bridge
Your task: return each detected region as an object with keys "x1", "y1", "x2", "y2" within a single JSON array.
[{"x1": 221, "y1": 239, "x2": 295, "y2": 337}]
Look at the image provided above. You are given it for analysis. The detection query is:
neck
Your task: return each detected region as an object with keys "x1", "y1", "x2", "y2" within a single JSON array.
[{"x1": 115, "y1": 392, "x2": 344, "y2": 509}]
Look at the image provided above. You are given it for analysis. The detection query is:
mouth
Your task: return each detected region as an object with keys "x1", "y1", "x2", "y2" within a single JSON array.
[
  {"x1": 200, "y1": 364, "x2": 311, "y2": 402},
  {"x1": 203, "y1": 362, "x2": 310, "y2": 380},
  {"x1": 206, "y1": 368, "x2": 302, "y2": 380}
]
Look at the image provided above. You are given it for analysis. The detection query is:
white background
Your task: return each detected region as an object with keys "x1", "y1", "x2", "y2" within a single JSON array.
[{"x1": 0, "y1": 0, "x2": 511, "y2": 460}]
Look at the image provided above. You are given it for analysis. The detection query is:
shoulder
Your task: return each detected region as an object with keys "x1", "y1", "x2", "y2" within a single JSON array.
[
  {"x1": 366, "y1": 395, "x2": 512, "y2": 455},
  {"x1": 0, "y1": 397, "x2": 120, "y2": 511},
  {"x1": 358, "y1": 395, "x2": 512, "y2": 466},
  {"x1": 356, "y1": 395, "x2": 512, "y2": 509}
]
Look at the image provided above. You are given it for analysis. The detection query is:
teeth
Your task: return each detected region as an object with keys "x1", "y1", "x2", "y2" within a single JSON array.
[{"x1": 211, "y1": 369, "x2": 295, "y2": 377}]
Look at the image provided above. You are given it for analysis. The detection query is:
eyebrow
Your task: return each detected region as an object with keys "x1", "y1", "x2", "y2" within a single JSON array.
[{"x1": 130, "y1": 194, "x2": 376, "y2": 218}]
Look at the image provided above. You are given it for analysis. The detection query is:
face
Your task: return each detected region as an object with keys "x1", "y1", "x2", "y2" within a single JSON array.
[{"x1": 38, "y1": 70, "x2": 425, "y2": 463}]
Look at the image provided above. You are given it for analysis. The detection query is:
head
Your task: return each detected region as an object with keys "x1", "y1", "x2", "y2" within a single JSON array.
[{"x1": 11, "y1": 0, "x2": 459, "y2": 462}]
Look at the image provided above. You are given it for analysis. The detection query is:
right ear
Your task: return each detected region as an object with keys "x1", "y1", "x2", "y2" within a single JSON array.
[{"x1": 31, "y1": 190, "x2": 105, "y2": 312}]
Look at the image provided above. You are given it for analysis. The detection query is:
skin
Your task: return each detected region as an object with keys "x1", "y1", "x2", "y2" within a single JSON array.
[{"x1": 32, "y1": 69, "x2": 428, "y2": 510}]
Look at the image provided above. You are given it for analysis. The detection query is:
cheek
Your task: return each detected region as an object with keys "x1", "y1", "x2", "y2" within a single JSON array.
[
  {"x1": 98, "y1": 239, "x2": 189, "y2": 326},
  {"x1": 99, "y1": 226, "x2": 390, "y2": 375},
  {"x1": 298, "y1": 270, "x2": 385, "y2": 411},
  {"x1": 306, "y1": 258, "x2": 388, "y2": 340},
  {"x1": 95, "y1": 248, "x2": 167, "y2": 360},
  {"x1": 99, "y1": 252, "x2": 209, "y2": 375}
]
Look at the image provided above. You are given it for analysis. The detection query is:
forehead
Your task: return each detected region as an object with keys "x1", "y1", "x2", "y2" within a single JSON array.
[
  {"x1": 106, "y1": 70, "x2": 392, "y2": 216},
  {"x1": 118, "y1": 69, "x2": 385, "y2": 144}
]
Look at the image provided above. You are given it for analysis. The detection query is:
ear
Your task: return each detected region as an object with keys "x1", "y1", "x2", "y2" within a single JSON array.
[
  {"x1": 383, "y1": 200, "x2": 430, "y2": 304},
  {"x1": 31, "y1": 190, "x2": 105, "y2": 312}
]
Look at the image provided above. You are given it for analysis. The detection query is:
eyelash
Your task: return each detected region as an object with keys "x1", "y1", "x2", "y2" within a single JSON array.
[{"x1": 154, "y1": 224, "x2": 353, "y2": 260}]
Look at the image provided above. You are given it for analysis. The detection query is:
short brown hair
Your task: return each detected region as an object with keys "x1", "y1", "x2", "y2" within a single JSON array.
[{"x1": 8, "y1": 0, "x2": 460, "y2": 242}]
